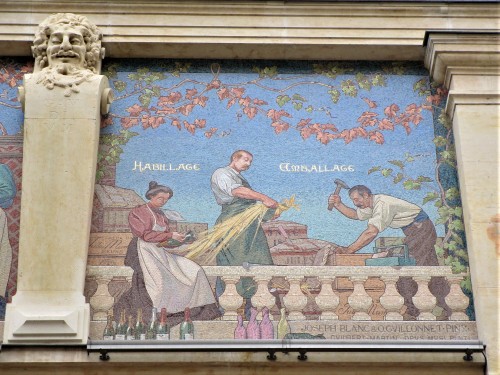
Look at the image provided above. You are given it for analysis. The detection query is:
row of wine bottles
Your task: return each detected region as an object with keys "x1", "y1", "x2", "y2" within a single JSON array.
[
  {"x1": 103, "y1": 307, "x2": 194, "y2": 340},
  {"x1": 234, "y1": 307, "x2": 290, "y2": 340}
]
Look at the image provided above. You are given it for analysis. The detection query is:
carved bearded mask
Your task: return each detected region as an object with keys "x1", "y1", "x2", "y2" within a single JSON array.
[{"x1": 46, "y1": 24, "x2": 86, "y2": 70}]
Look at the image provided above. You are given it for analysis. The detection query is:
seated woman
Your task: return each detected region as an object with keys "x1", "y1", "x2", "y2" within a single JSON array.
[{"x1": 114, "y1": 181, "x2": 221, "y2": 325}]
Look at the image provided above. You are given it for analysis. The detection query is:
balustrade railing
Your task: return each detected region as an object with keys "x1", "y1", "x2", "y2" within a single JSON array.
[{"x1": 86, "y1": 265, "x2": 470, "y2": 323}]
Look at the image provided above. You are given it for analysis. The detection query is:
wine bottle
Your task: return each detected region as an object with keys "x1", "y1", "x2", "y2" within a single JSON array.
[
  {"x1": 277, "y1": 308, "x2": 290, "y2": 339},
  {"x1": 246, "y1": 307, "x2": 260, "y2": 339},
  {"x1": 179, "y1": 307, "x2": 194, "y2": 340},
  {"x1": 156, "y1": 307, "x2": 170, "y2": 340},
  {"x1": 146, "y1": 307, "x2": 158, "y2": 340},
  {"x1": 259, "y1": 307, "x2": 274, "y2": 339},
  {"x1": 135, "y1": 308, "x2": 146, "y2": 340},
  {"x1": 126, "y1": 315, "x2": 136, "y2": 340},
  {"x1": 102, "y1": 313, "x2": 115, "y2": 340},
  {"x1": 234, "y1": 314, "x2": 247, "y2": 339},
  {"x1": 115, "y1": 309, "x2": 127, "y2": 341}
]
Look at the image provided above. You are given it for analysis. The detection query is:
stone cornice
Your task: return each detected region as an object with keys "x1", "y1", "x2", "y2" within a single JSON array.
[
  {"x1": 443, "y1": 66, "x2": 500, "y2": 90},
  {"x1": 0, "y1": 1, "x2": 499, "y2": 60},
  {"x1": 425, "y1": 33, "x2": 500, "y2": 85},
  {"x1": 424, "y1": 33, "x2": 500, "y2": 117},
  {"x1": 445, "y1": 90, "x2": 500, "y2": 118}
]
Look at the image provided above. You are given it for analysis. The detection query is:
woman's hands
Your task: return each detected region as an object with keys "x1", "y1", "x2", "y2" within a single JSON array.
[
  {"x1": 171, "y1": 232, "x2": 186, "y2": 242},
  {"x1": 157, "y1": 231, "x2": 187, "y2": 248}
]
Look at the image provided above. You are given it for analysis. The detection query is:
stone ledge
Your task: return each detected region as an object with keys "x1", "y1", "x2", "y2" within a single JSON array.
[
  {"x1": 0, "y1": 341, "x2": 486, "y2": 367},
  {"x1": 0, "y1": 2, "x2": 499, "y2": 60}
]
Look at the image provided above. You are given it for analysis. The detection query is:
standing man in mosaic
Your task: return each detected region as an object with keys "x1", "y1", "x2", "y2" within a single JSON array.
[
  {"x1": 0, "y1": 163, "x2": 16, "y2": 318},
  {"x1": 211, "y1": 150, "x2": 279, "y2": 315}
]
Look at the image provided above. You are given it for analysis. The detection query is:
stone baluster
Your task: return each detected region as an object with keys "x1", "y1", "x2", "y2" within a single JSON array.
[
  {"x1": 445, "y1": 276, "x2": 470, "y2": 321},
  {"x1": 412, "y1": 276, "x2": 436, "y2": 320},
  {"x1": 218, "y1": 276, "x2": 243, "y2": 321},
  {"x1": 315, "y1": 276, "x2": 339, "y2": 320},
  {"x1": 282, "y1": 276, "x2": 308, "y2": 320},
  {"x1": 379, "y1": 276, "x2": 404, "y2": 320},
  {"x1": 251, "y1": 276, "x2": 275, "y2": 320},
  {"x1": 89, "y1": 276, "x2": 114, "y2": 321},
  {"x1": 348, "y1": 276, "x2": 372, "y2": 321}
]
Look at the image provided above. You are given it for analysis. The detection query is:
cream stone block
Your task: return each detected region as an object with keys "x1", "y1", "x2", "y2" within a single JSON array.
[
  {"x1": 446, "y1": 93, "x2": 500, "y2": 121},
  {"x1": 452, "y1": 105, "x2": 499, "y2": 225},
  {"x1": 444, "y1": 67, "x2": 500, "y2": 91},
  {"x1": 103, "y1": 25, "x2": 426, "y2": 40},
  {"x1": 16, "y1": 74, "x2": 109, "y2": 293},
  {"x1": 463, "y1": 223, "x2": 500, "y2": 290},
  {"x1": 453, "y1": 158, "x2": 499, "y2": 188},
  {"x1": 455, "y1": 172, "x2": 500, "y2": 227},
  {"x1": 23, "y1": 81, "x2": 102, "y2": 120},
  {"x1": 3, "y1": 3, "x2": 497, "y2": 33},
  {"x1": 470, "y1": 286, "x2": 499, "y2": 373},
  {"x1": 452, "y1": 109, "x2": 499, "y2": 164},
  {"x1": 104, "y1": 42, "x2": 426, "y2": 61},
  {"x1": 458, "y1": 162, "x2": 499, "y2": 196},
  {"x1": 3, "y1": 291, "x2": 89, "y2": 343},
  {"x1": 448, "y1": 73, "x2": 500, "y2": 93},
  {"x1": 89, "y1": 12, "x2": 494, "y2": 31},
  {"x1": 487, "y1": 215, "x2": 500, "y2": 258},
  {"x1": 454, "y1": 171, "x2": 499, "y2": 219}
]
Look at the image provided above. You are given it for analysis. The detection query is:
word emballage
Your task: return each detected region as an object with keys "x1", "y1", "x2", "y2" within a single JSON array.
[
  {"x1": 279, "y1": 163, "x2": 355, "y2": 173},
  {"x1": 132, "y1": 161, "x2": 201, "y2": 173}
]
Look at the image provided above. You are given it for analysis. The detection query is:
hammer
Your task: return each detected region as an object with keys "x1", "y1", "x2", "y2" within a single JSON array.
[{"x1": 327, "y1": 179, "x2": 350, "y2": 211}]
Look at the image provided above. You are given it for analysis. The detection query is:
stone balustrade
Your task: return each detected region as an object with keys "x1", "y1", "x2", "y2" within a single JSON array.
[{"x1": 86, "y1": 265, "x2": 471, "y2": 323}]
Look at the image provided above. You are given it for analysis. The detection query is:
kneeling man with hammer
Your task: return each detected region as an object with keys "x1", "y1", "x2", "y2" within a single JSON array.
[{"x1": 328, "y1": 184, "x2": 451, "y2": 320}]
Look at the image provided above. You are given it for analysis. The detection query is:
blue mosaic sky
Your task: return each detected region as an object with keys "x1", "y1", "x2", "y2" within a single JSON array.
[
  {"x1": 0, "y1": 59, "x2": 457, "y2": 253},
  {"x1": 99, "y1": 60, "x2": 443, "y2": 252}
]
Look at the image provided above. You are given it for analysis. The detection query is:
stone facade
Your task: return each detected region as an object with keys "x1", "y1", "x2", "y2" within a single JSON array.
[{"x1": 0, "y1": 2, "x2": 498, "y2": 375}]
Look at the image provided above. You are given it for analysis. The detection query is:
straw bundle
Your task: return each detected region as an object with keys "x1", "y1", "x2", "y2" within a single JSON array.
[{"x1": 185, "y1": 195, "x2": 299, "y2": 264}]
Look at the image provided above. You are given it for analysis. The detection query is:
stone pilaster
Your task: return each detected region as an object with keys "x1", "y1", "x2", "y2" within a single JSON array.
[
  {"x1": 3, "y1": 13, "x2": 112, "y2": 345},
  {"x1": 425, "y1": 32, "x2": 500, "y2": 373}
]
